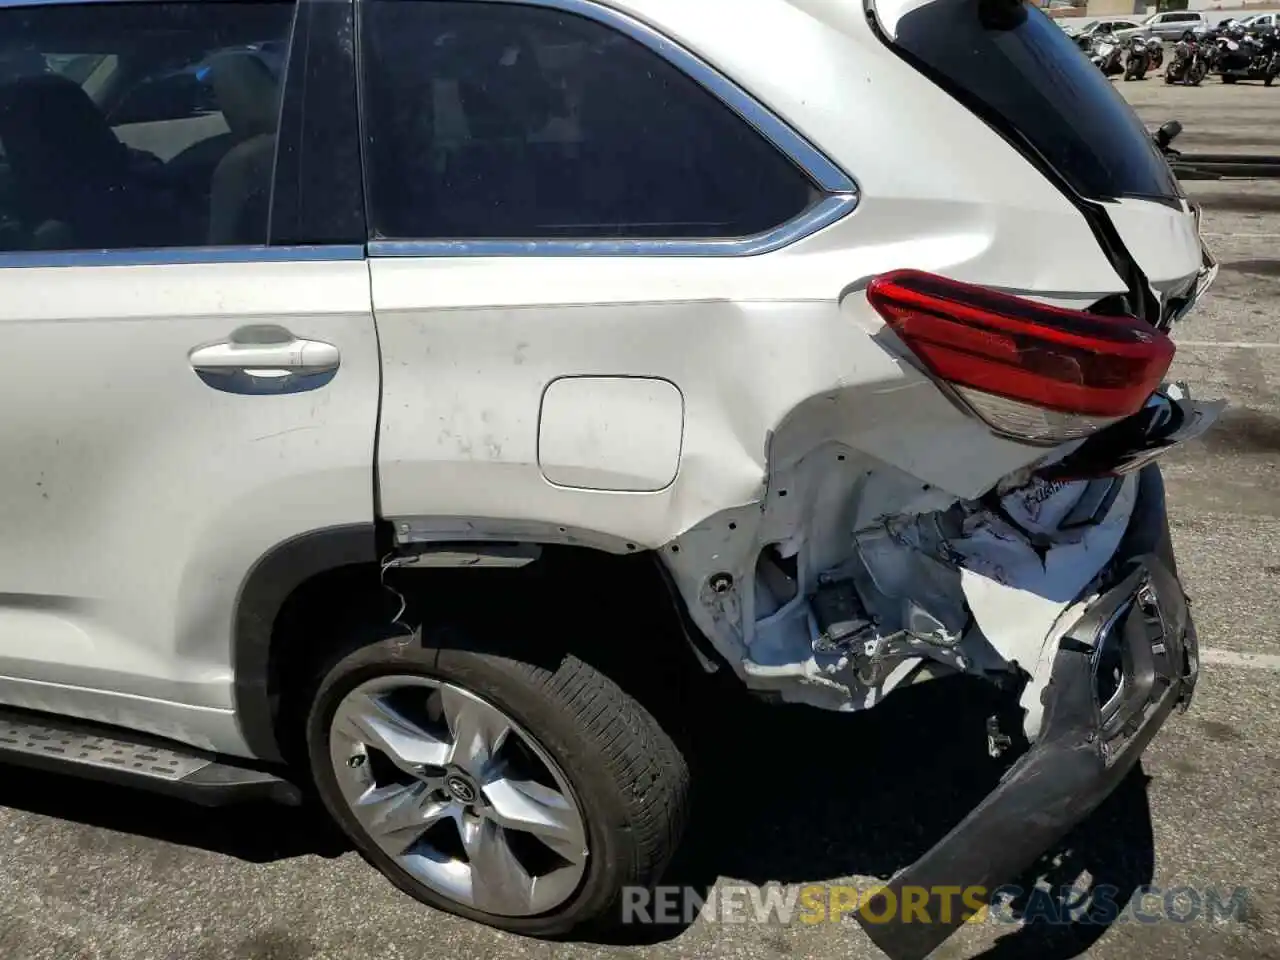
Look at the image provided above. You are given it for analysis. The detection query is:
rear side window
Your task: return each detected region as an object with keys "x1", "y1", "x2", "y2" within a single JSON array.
[
  {"x1": 0, "y1": 1, "x2": 295, "y2": 255},
  {"x1": 359, "y1": 0, "x2": 817, "y2": 241},
  {"x1": 885, "y1": 0, "x2": 1182, "y2": 206}
]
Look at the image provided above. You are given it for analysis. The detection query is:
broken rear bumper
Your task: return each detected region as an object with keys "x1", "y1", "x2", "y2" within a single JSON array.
[{"x1": 856, "y1": 463, "x2": 1198, "y2": 960}]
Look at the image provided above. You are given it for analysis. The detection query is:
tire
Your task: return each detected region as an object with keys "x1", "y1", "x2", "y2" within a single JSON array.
[{"x1": 305, "y1": 624, "x2": 690, "y2": 937}]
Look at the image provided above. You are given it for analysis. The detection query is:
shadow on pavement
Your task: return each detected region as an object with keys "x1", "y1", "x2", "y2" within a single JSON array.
[
  {"x1": 975, "y1": 768, "x2": 1156, "y2": 960},
  {"x1": 0, "y1": 653, "x2": 1155, "y2": 960},
  {"x1": 610, "y1": 668, "x2": 1157, "y2": 955},
  {"x1": 0, "y1": 766, "x2": 349, "y2": 864}
]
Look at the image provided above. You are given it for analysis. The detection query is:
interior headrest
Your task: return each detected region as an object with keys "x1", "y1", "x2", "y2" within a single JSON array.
[
  {"x1": 206, "y1": 51, "x2": 280, "y2": 140},
  {"x1": 0, "y1": 73, "x2": 127, "y2": 176}
]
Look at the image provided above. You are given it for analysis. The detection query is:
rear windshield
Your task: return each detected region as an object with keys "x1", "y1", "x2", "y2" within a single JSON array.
[{"x1": 886, "y1": 0, "x2": 1183, "y2": 205}]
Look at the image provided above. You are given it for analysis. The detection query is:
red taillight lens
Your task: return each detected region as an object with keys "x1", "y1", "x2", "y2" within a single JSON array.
[{"x1": 866, "y1": 270, "x2": 1175, "y2": 443}]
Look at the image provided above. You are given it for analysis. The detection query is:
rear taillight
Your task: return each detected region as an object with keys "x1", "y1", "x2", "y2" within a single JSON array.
[{"x1": 865, "y1": 270, "x2": 1175, "y2": 444}]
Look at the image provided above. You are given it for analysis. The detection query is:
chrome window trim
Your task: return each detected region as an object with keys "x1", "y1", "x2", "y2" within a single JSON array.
[
  {"x1": 368, "y1": 194, "x2": 858, "y2": 259},
  {"x1": 366, "y1": 0, "x2": 860, "y2": 258},
  {"x1": 0, "y1": 245, "x2": 366, "y2": 269}
]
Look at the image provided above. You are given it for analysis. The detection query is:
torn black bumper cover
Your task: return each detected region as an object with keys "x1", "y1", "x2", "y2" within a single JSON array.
[{"x1": 857, "y1": 464, "x2": 1199, "y2": 960}]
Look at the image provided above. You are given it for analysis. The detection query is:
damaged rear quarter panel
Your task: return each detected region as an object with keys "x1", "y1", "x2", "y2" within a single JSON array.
[
  {"x1": 375, "y1": 256, "x2": 1147, "y2": 733},
  {"x1": 666, "y1": 387, "x2": 1224, "y2": 735},
  {"x1": 373, "y1": 245, "x2": 1201, "y2": 742},
  {"x1": 664, "y1": 430, "x2": 1140, "y2": 730},
  {"x1": 376, "y1": 254, "x2": 1057, "y2": 550},
  {"x1": 374, "y1": 254, "x2": 1216, "y2": 738}
]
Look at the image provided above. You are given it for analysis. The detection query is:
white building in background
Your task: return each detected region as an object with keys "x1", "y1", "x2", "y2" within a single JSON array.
[{"x1": 1043, "y1": 0, "x2": 1279, "y2": 21}]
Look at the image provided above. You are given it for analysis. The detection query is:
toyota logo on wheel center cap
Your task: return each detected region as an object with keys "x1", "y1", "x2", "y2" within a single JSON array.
[{"x1": 446, "y1": 774, "x2": 477, "y2": 804}]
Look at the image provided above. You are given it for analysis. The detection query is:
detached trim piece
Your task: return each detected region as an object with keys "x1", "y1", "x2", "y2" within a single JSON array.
[
  {"x1": 233, "y1": 524, "x2": 378, "y2": 762},
  {"x1": 857, "y1": 466, "x2": 1197, "y2": 960}
]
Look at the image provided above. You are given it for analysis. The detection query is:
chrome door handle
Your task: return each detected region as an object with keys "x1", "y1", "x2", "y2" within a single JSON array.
[{"x1": 189, "y1": 325, "x2": 340, "y2": 395}]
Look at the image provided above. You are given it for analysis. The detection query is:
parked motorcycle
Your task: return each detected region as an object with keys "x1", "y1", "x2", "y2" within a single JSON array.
[
  {"x1": 1148, "y1": 37, "x2": 1165, "y2": 70},
  {"x1": 1250, "y1": 27, "x2": 1280, "y2": 86},
  {"x1": 1259, "y1": 27, "x2": 1280, "y2": 86},
  {"x1": 1215, "y1": 24, "x2": 1280, "y2": 84},
  {"x1": 1212, "y1": 32, "x2": 1245, "y2": 81},
  {"x1": 1166, "y1": 33, "x2": 1208, "y2": 85},
  {"x1": 1090, "y1": 38, "x2": 1124, "y2": 77},
  {"x1": 1124, "y1": 35, "x2": 1153, "y2": 80}
]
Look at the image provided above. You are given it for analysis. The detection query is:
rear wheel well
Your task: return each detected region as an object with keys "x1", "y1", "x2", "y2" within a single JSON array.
[{"x1": 264, "y1": 545, "x2": 710, "y2": 770}]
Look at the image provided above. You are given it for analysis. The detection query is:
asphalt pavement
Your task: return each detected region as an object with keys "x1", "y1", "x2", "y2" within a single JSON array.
[{"x1": 1, "y1": 79, "x2": 1278, "y2": 960}]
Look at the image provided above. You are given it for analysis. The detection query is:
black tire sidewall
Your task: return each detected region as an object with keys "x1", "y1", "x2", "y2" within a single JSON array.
[{"x1": 305, "y1": 633, "x2": 647, "y2": 936}]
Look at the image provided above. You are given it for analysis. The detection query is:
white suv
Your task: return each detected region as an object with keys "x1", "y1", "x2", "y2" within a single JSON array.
[{"x1": 0, "y1": 0, "x2": 1219, "y2": 956}]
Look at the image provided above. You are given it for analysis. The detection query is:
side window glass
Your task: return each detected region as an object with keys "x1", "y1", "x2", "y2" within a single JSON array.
[
  {"x1": 360, "y1": 0, "x2": 818, "y2": 242},
  {"x1": 0, "y1": 2, "x2": 295, "y2": 255}
]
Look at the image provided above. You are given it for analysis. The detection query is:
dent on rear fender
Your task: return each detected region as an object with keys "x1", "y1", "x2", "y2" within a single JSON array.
[
  {"x1": 381, "y1": 291, "x2": 1144, "y2": 737},
  {"x1": 661, "y1": 437, "x2": 1139, "y2": 739}
]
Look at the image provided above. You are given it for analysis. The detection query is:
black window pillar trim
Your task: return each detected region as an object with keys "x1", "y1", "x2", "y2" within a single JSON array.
[
  {"x1": 237, "y1": 0, "x2": 372, "y2": 764},
  {"x1": 270, "y1": 0, "x2": 367, "y2": 248}
]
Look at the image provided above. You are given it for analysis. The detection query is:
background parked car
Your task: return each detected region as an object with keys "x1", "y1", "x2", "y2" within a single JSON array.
[
  {"x1": 1240, "y1": 12, "x2": 1279, "y2": 31},
  {"x1": 1117, "y1": 10, "x2": 1210, "y2": 42},
  {"x1": 1068, "y1": 18, "x2": 1144, "y2": 48}
]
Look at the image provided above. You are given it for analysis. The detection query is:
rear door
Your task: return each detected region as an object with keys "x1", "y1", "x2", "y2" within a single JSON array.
[{"x1": 0, "y1": 0, "x2": 377, "y2": 755}]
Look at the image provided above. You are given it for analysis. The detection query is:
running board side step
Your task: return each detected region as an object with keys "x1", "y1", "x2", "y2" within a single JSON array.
[{"x1": 0, "y1": 708, "x2": 301, "y2": 806}]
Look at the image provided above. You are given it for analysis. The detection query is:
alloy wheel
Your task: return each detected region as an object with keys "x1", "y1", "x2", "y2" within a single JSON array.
[{"x1": 328, "y1": 675, "x2": 589, "y2": 917}]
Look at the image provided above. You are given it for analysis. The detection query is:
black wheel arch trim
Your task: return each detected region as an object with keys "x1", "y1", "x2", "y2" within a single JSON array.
[{"x1": 233, "y1": 523, "x2": 379, "y2": 763}]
